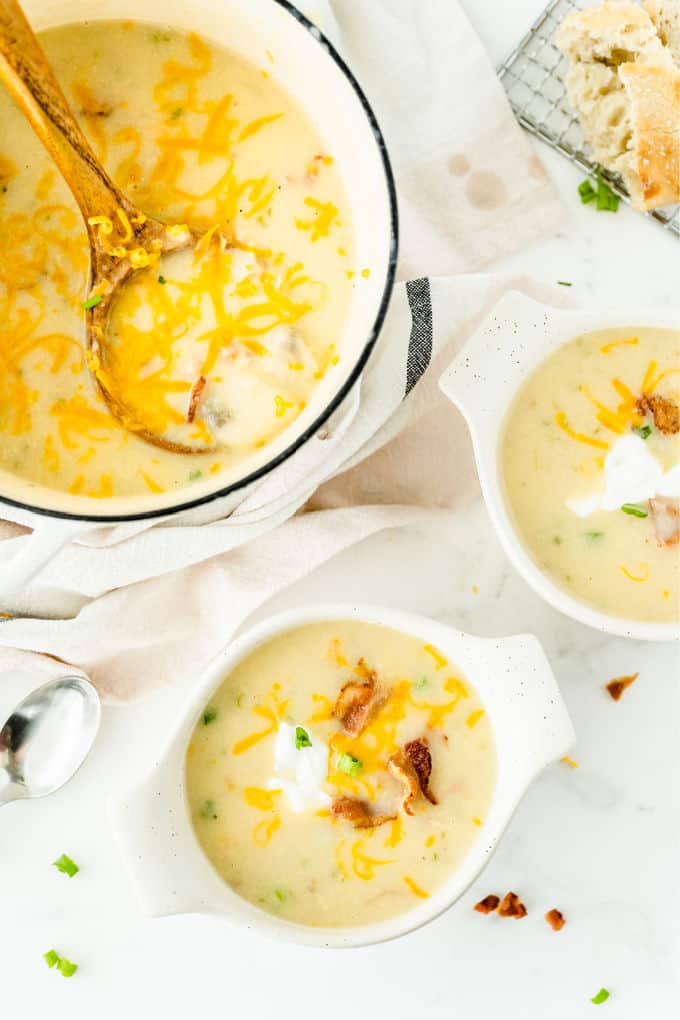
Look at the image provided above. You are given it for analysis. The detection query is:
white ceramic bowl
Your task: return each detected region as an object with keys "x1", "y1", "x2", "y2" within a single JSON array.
[
  {"x1": 110, "y1": 603, "x2": 574, "y2": 948},
  {"x1": 440, "y1": 291, "x2": 679, "y2": 643},
  {"x1": 0, "y1": 0, "x2": 398, "y2": 592}
]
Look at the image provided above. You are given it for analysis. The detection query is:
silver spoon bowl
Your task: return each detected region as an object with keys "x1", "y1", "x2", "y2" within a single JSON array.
[{"x1": 0, "y1": 675, "x2": 100, "y2": 806}]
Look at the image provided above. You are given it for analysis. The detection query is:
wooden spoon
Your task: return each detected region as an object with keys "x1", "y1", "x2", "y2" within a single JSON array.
[{"x1": 0, "y1": 0, "x2": 217, "y2": 454}]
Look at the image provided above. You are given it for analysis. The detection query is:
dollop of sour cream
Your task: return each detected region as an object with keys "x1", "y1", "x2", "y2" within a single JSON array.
[
  {"x1": 267, "y1": 722, "x2": 331, "y2": 813},
  {"x1": 567, "y1": 433, "x2": 680, "y2": 517}
]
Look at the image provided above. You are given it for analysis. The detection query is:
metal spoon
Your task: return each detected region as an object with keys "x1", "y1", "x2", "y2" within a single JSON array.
[
  {"x1": 0, "y1": 675, "x2": 100, "y2": 807},
  {"x1": 0, "y1": 0, "x2": 217, "y2": 454}
]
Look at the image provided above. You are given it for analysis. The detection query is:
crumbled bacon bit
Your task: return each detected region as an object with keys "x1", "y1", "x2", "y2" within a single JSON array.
[
  {"x1": 636, "y1": 394, "x2": 680, "y2": 434},
  {"x1": 333, "y1": 665, "x2": 388, "y2": 736},
  {"x1": 474, "y1": 894, "x2": 500, "y2": 914},
  {"x1": 330, "y1": 795, "x2": 395, "y2": 829},
  {"x1": 497, "y1": 892, "x2": 527, "y2": 919},
  {"x1": 387, "y1": 751, "x2": 420, "y2": 815},
  {"x1": 404, "y1": 737, "x2": 437, "y2": 805},
  {"x1": 605, "y1": 672, "x2": 639, "y2": 701},
  {"x1": 545, "y1": 908, "x2": 565, "y2": 931},
  {"x1": 187, "y1": 375, "x2": 207, "y2": 423},
  {"x1": 650, "y1": 497, "x2": 680, "y2": 547}
]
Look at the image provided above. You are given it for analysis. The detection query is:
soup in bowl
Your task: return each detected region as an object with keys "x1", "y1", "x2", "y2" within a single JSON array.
[
  {"x1": 111, "y1": 605, "x2": 574, "y2": 946},
  {"x1": 0, "y1": 0, "x2": 397, "y2": 523},
  {"x1": 441, "y1": 292, "x2": 680, "y2": 640}
]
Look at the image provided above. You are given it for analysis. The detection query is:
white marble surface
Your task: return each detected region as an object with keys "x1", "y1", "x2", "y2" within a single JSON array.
[{"x1": 2, "y1": 1, "x2": 679, "y2": 1017}]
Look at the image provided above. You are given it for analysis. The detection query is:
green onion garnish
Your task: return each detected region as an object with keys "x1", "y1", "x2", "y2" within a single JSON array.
[
  {"x1": 58, "y1": 958, "x2": 78, "y2": 978},
  {"x1": 591, "y1": 988, "x2": 610, "y2": 1005},
  {"x1": 413, "y1": 676, "x2": 428, "y2": 690},
  {"x1": 158, "y1": 274, "x2": 167, "y2": 284},
  {"x1": 634, "y1": 424, "x2": 652, "y2": 439},
  {"x1": 295, "y1": 726, "x2": 312, "y2": 749},
  {"x1": 44, "y1": 949, "x2": 60, "y2": 968},
  {"x1": 274, "y1": 888, "x2": 288, "y2": 902},
  {"x1": 82, "y1": 294, "x2": 102, "y2": 310},
  {"x1": 557, "y1": 281, "x2": 572, "y2": 287},
  {"x1": 189, "y1": 470, "x2": 202, "y2": 481},
  {"x1": 584, "y1": 531, "x2": 605, "y2": 542},
  {"x1": 53, "y1": 853, "x2": 79, "y2": 878},
  {"x1": 578, "y1": 179, "x2": 596, "y2": 204},
  {"x1": 170, "y1": 108, "x2": 184, "y2": 120},
  {"x1": 200, "y1": 799, "x2": 217, "y2": 819},
  {"x1": 337, "y1": 752, "x2": 363, "y2": 777},
  {"x1": 621, "y1": 503, "x2": 648, "y2": 518},
  {"x1": 203, "y1": 707, "x2": 218, "y2": 726}
]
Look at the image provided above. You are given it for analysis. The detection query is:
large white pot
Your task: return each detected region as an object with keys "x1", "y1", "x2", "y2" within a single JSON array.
[{"x1": 0, "y1": 0, "x2": 398, "y2": 593}]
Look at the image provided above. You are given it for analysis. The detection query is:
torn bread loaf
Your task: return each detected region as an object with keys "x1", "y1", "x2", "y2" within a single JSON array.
[
  {"x1": 645, "y1": 0, "x2": 680, "y2": 63},
  {"x1": 556, "y1": 0, "x2": 680, "y2": 210}
]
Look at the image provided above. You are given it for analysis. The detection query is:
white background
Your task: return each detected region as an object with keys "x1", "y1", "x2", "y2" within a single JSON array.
[{"x1": 3, "y1": 1, "x2": 679, "y2": 1017}]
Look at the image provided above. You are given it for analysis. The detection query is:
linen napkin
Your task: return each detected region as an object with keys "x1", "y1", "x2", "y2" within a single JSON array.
[{"x1": 0, "y1": 0, "x2": 565, "y2": 700}]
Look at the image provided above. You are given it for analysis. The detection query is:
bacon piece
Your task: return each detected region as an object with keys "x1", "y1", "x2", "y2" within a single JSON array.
[
  {"x1": 333, "y1": 665, "x2": 388, "y2": 736},
  {"x1": 330, "y1": 796, "x2": 395, "y2": 830},
  {"x1": 497, "y1": 892, "x2": 527, "y2": 919},
  {"x1": 187, "y1": 375, "x2": 207, "y2": 424},
  {"x1": 636, "y1": 394, "x2": 680, "y2": 434},
  {"x1": 404, "y1": 737, "x2": 437, "y2": 806},
  {"x1": 650, "y1": 497, "x2": 680, "y2": 547},
  {"x1": 474, "y1": 894, "x2": 500, "y2": 915},
  {"x1": 387, "y1": 737, "x2": 438, "y2": 815},
  {"x1": 545, "y1": 908, "x2": 565, "y2": 931},
  {"x1": 605, "y1": 672, "x2": 639, "y2": 701}
]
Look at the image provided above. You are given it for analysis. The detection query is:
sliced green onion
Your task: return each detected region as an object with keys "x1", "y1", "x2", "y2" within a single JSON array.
[
  {"x1": 200, "y1": 799, "x2": 217, "y2": 819},
  {"x1": 274, "y1": 887, "x2": 288, "y2": 902},
  {"x1": 584, "y1": 531, "x2": 605, "y2": 542},
  {"x1": 337, "y1": 752, "x2": 363, "y2": 777},
  {"x1": 621, "y1": 503, "x2": 648, "y2": 518},
  {"x1": 44, "y1": 949, "x2": 60, "y2": 968},
  {"x1": 53, "y1": 853, "x2": 79, "y2": 878},
  {"x1": 579, "y1": 179, "x2": 596, "y2": 204},
  {"x1": 295, "y1": 726, "x2": 312, "y2": 750},
  {"x1": 634, "y1": 424, "x2": 652, "y2": 439},
  {"x1": 202, "y1": 707, "x2": 218, "y2": 726},
  {"x1": 82, "y1": 294, "x2": 102, "y2": 310},
  {"x1": 189, "y1": 469, "x2": 203, "y2": 481},
  {"x1": 557, "y1": 281, "x2": 573, "y2": 287},
  {"x1": 591, "y1": 988, "x2": 610, "y2": 1005},
  {"x1": 58, "y1": 958, "x2": 78, "y2": 978},
  {"x1": 413, "y1": 675, "x2": 429, "y2": 690},
  {"x1": 158, "y1": 274, "x2": 167, "y2": 284}
]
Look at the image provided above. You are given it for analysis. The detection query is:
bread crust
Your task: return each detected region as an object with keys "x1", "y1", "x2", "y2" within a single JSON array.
[{"x1": 619, "y1": 61, "x2": 680, "y2": 209}]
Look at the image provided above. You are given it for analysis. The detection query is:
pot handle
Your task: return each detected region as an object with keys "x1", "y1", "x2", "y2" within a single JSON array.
[{"x1": 0, "y1": 517, "x2": 83, "y2": 603}]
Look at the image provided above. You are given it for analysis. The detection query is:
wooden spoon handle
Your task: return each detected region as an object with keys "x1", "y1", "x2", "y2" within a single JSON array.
[{"x1": 0, "y1": 0, "x2": 128, "y2": 225}]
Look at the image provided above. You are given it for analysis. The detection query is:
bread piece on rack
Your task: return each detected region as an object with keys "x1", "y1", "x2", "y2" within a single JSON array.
[
  {"x1": 645, "y1": 0, "x2": 680, "y2": 64},
  {"x1": 556, "y1": 0, "x2": 680, "y2": 211}
]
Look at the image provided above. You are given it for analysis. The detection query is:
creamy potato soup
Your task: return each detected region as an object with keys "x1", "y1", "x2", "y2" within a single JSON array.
[
  {"x1": 185, "y1": 621, "x2": 496, "y2": 928},
  {"x1": 0, "y1": 21, "x2": 354, "y2": 498},
  {"x1": 502, "y1": 328, "x2": 680, "y2": 623}
]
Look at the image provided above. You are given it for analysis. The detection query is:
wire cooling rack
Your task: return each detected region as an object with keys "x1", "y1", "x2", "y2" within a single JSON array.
[{"x1": 497, "y1": 0, "x2": 680, "y2": 238}]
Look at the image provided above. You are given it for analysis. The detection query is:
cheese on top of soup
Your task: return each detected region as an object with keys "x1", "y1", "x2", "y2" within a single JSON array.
[
  {"x1": 502, "y1": 328, "x2": 680, "y2": 623},
  {"x1": 185, "y1": 620, "x2": 496, "y2": 928},
  {"x1": 0, "y1": 21, "x2": 356, "y2": 499}
]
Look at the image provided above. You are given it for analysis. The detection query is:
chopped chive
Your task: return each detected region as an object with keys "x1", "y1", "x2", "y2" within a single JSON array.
[
  {"x1": 200, "y1": 799, "x2": 217, "y2": 819},
  {"x1": 557, "y1": 281, "x2": 572, "y2": 287},
  {"x1": 413, "y1": 675, "x2": 429, "y2": 690},
  {"x1": 591, "y1": 988, "x2": 610, "y2": 1005},
  {"x1": 596, "y1": 171, "x2": 620, "y2": 212},
  {"x1": 553, "y1": 535, "x2": 563, "y2": 545},
  {"x1": 58, "y1": 958, "x2": 78, "y2": 978},
  {"x1": 235, "y1": 692, "x2": 244, "y2": 708},
  {"x1": 170, "y1": 107, "x2": 184, "y2": 120},
  {"x1": 634, "y1": 424, "x2": 652, "y2": 439},
  {"x1": 44, "y1": 949, "x2": 60, "y2": 968},
  {"x1": 295, "y1": 726, "x2": 312, "y2": 749},
  {"x1": 53, "y1": 853, "x2": 79, "y2": 878},
  {"x1": 274, "y1": 887, "x2": 288, "y2": 902},
  {"x1": 203, "y1": 707, "x2": 218, "y2": 726},
  {"x1": 621, "y1": 503, "x2": 648, "y2": 518},
  {"x1": 82, "y1": 294, "x2": 102, "y2": 310},
  {"x1": 337, "y1": 752, "x2": 363, "y2": 777},
  {"x1": 578, "y1": 179, "x2": 596, "y2": 204},
  {"x1": 584, "y1": 531, "x2": 605, "y2": 542},
  {"x1": 189, "y1": 470, "x2": 203, "y2": 481},
  {"x1": 157, "y1": 274, "x2": 167, "y2": 284}
]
